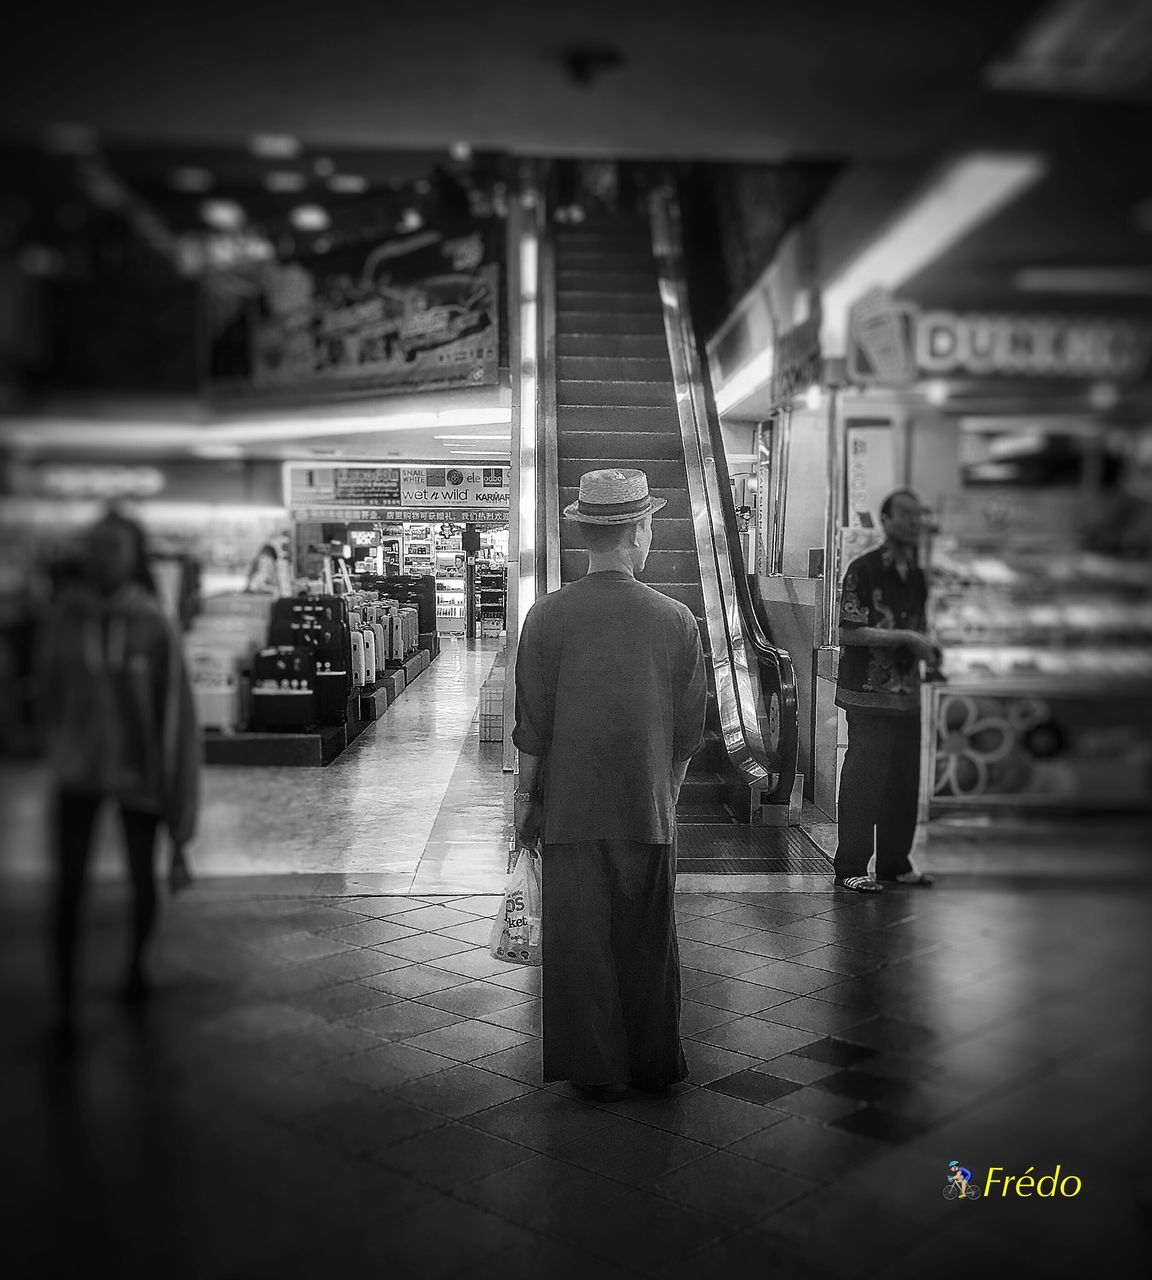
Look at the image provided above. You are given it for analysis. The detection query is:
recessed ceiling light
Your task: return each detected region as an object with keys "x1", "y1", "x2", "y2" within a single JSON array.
[
  {"x1": 44, "y1": 123, "x2": 98, "y2": 155},
  {"x1": 199, "y1": 199, "x2": 246, "y2": 231},
  {"x1": 328, "y1": 173, "x2": 368, "y2": 194},
  {"x1": 250, "y1": 134, "x2": 299, "y2": 159},
  {"x1": 17, "y1": 245, "x2": 64, "y2": 277},
  {"x1": 265, "y1": 171, "x2": 307, "y2": 193},
  {"x1": 171, "y1": 167, "x2": 213, "y2": 193},
  {"x1": 450, "y1": 141, "x2": 472, "y2": 162},
  {"x1": 290, "y1": 204, "x2": 330, "y2": 232},
  {"x1": 399, "y1": 208, "x2": 423, "y2": 232}
]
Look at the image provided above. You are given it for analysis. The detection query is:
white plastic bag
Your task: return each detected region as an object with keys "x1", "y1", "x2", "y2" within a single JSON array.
[{"x1": 489, "y1": 845, "x2": 542, "y2": 966}]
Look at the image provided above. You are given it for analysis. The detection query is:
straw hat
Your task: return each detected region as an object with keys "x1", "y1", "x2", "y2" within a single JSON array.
[{"x1": 562, "y1": 468, "x2": 667, "y2": 525}]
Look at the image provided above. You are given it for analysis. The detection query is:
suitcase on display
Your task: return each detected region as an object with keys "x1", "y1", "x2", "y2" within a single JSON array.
[
  {"x1": 185, "y1": 639, "x2": 247, "y2": 733},
  {"x1": 350, "y1": 631, "x2": 366, "y2": 690},
  {"x1": 359, "y1": 626, "x2": 377, "y2": 688},
  {"x1": 249, "y1": 646, "x2": 318, "y2": 731},
  {"x1": 270, "y1": 597, "x2": 353, "y2": 723}
]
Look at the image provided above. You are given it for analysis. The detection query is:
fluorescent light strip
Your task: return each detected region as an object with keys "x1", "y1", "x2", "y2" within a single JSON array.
[
  {"x1": 821, "y1": 153, "x2": 1046, "y2": 355},
  {"x1": 1013, "y1": 267, "x2": 1152, "y2": 296},
  {"x1": 517, "y1": 229, "x2": 539, "y2": 631},
  {"x1": 714, "y1": 345, "x2": 776, "y2": 416}
]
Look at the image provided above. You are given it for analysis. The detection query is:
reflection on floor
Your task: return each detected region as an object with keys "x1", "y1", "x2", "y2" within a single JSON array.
[
  {"x1": 0, "y1": 636, "x2": 513, "y2": 894},
  {"x1": 3, "y1": 874, "x2": 1148, "y2": 1279}
]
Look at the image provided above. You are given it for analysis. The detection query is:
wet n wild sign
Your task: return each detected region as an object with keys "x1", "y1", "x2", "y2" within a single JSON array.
[{"x1": 847, "y1": 287, "x2": 1152, "y2": 386}]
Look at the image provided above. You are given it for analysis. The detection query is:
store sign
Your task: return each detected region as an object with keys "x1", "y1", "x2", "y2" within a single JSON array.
[
  {"x1": 208, "y1": 223, "x2": 501, "y2": 402},
  {"x1": 846, "y1": 287, "x2": 1152, "y2": 385},
  {"x1": 845, "y1": 420, "x2": 894, "y2": 529},
  {"x1": 294, "y1": 506, "x2": 508, "y2": 524},
  {"x1": 4, "y1": 462, "x2": 166, "y2": 500},
  {"x1": 288, "y1": 463, "x2": 508, "y2": 512},
  {"x1": 769, "y1": 314, "x2": 822, "y2": 406}
]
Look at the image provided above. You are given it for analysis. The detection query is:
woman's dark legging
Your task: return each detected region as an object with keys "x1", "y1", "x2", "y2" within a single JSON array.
[{"x1": 52, "y1": 790, "x2": 161, "y2": 1023}]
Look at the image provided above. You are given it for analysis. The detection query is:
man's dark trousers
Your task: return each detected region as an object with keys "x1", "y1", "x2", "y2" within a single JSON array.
[
  {"x1": 834, "y1": 709, "x2": 922, "y2": 881},
  {"x1": 541, "y1": 840, "x2": 687, "y2": 1088}
]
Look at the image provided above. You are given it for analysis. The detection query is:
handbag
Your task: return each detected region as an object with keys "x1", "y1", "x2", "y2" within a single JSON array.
[{"x1": 489, "y1": 843, "x2": 542, "y2": 966}]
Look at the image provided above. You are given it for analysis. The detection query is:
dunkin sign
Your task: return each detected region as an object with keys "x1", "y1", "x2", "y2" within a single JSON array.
[{"x1": 847, "y1": 286, "x2": 1152, "y2": 385}]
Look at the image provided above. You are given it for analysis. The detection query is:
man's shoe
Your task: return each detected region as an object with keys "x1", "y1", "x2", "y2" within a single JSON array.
[
  {"x1": 880, "y1": 871, "x2": 934, "y2": 887},
  {"x1": 834, "y1": 876, "x2": 883, "y2": 894},
  {"x1": 574, "y1": 1082, "x2": 629, "y2": 1103}
]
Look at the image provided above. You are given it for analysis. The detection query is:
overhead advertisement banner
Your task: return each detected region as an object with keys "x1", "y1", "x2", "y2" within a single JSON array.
[
  {"x1": 208, "y1": 224, "x2": 501, "y2": 402},
  {"x1": 846, "y1": 287, "x2": 1152, "y2": 386},
  {"x1": 287, "y1": 463, "x2": 509, "y2": 520}
]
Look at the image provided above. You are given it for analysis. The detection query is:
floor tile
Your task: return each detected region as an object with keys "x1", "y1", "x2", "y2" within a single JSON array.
[
  {"x1": 376, "y1": 931, "x2": 475, "y2": 964},
  {"x1": 794, "y1": 1036, "x2": 880, "y2": 1067},
  {"x1": 478, "y1": 998, "x2": 541, "y2": 1036},
  {"x1": 552, "y1": 1121, "x2": 712, "y2": 1186},
  {"x1": 374, "y1": 1120, "x2": 537, "y2": 1190},
  {"x1": 766, "y1": 1085, "x2": 867, "y2": 1124},
  {"x1": 687, "y1": 977, "x2": 796, "y2": 1015},
  {"x1": 692, "y1": 1017, "x2": 820, "y2": 1059},
  {"x1": 387, "y1": 1063, "x2": 536, "y2": 1119},
  {"x1": 345, "y1": 999, "x2": 466, "y2": 1041},
  {"x1": 416, "y1": 978, "x2": 534, "y2": 1019},
  {"x1": 360, "y1": 962, "x2": 472, "y2": 999},
  {"x1": 705, "y1": 1070, "x2": 801, "y2": 1106},
  {"x1": 727, "y1": 1113, "x2": 885, "y2": 1180},
  {"x1": 752, "y1": 1052, "x2": 842, "y2": 1085},
  {"x1": 405, "y1": 1020, "x2": 532, "y2": 1063},
  {"x1": 682, "y1": 1040, "x2": 761, "y2": 1085},
  {"x1": 652, "y1": 1149, "x2": 814, "y2": 1226},
  {"x1": 624, "y1": 1086, "x2": 788, "y2": 1146}
]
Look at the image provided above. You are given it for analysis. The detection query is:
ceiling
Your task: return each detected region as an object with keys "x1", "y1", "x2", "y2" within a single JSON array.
[
  {"x1": 4, "y1": 0, "x2": 1152, "y2": 461},
  {"x1": 0, "y1": 0, "x2": 1051, "y2": 161}
]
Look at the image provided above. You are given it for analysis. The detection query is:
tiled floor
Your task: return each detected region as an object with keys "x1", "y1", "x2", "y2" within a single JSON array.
[
  {"x1": 3, "y1": 872, "x2": 1149, "y2": 1279},
  {"x1": 0, "y1": 636, "x2": 512, "y2": 893}
]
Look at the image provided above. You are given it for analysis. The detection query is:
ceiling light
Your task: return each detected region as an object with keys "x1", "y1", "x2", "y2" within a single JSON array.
[
  {"x1": 199, "y1": 199, "x2": 246, "y2": 231},
  {"x1": 1089, "y1": 381, "x2": 1120, "y2": 412},
  {"x1": 450, "y1": 141, "x2": 472, "y2": 162},
  {"x1": 399, "y1": 208, "x2": 423, "y2": 232},
  {"x1": 803, "y1": 384, "x2": 824, "y2": 412},
  {"x1": 821, "y1": 153, "x2": 1047, "y2": 355},
  {"x1": 290, "y1": 205, "x2": 330, "y2": 232},
  {"x1": 414, "y1": 180, "x2": 431, "y2": 195},
  {"x1": 17, "y1": 245, "x2": 64, "y2": 277},
  {"x1": 265, "y1": 171, "x2": 307, "y2": 193},
  {"x1": 924, "y1": 379, "x2": 950, "y2": 406},
  {"x1": 44, "y1": 123, "x2": 98, "y2": 155},
  {"x1": 1013, "y1": 267, "x2": 1152, "y2": 296},
  {"x1": 191, "y1": 443, "x2": 245, "y2": 460},
  {"x1": 328, "y1": 174, "x2": 368, "y2": 194},
  {"x1": 714, "y1": 346, "x2": 775, "y2": 416},
  {"x1": 250, "y1": 134, "x2": 299, "y2": 159},
  {"x1": 171, "y1": 167, "x2": 214, "y2": 193}
]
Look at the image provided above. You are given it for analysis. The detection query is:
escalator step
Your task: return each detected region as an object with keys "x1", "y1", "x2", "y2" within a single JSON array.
[
  {"x1": 557, "y1": 269, "x2": 657, "y2": 293},
  {"x1": 557, "y1": 380, "x2": 676, "y2": 409},
  {"x1": 558, "y1": 333, "x2": 669, "y2": 360},
  {"x1": 557, "y1": 431, "x2": 684, "y2": 461},
  {"x1": 556, "y1": 311, "x2": 666, "y2": 337},
  {"x1": 557, "y1": 356, "x2": 672, "y2": 382},
  {"x1": 559, "y1": 459, "x2": 687, "y2": 490},
  {"x1": 557, "y1": 405, "x2": 682, "y2": 434}
]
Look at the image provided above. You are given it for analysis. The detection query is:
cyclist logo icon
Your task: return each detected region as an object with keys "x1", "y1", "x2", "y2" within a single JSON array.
[{"x1": 944, "y1": 1160, "x2": 981, "y2": 1201}]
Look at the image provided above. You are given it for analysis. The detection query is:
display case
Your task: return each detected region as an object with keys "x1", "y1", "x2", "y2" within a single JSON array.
[{"x1": 919, "y1": 491, "x2": 1152, "y2": 817}]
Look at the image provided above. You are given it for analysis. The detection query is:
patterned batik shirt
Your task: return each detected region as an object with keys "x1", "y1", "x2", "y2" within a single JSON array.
[{"x1": 835, "y1": 543, "x2": 928, "y2": 716}]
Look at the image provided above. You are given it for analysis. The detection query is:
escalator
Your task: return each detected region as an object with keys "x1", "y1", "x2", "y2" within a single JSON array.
[{"x1": 538, "y1": 187, "x2": 816, "y2": 872}]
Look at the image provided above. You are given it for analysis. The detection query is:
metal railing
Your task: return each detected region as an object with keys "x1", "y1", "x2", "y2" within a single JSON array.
[{"x1": 649, "y1": 187, "x2": 799, "y2": 806}]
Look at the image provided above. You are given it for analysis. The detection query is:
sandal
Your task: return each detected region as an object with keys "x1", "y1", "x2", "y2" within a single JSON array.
[{"x1": 834, "y1": 876, "x2": 883, "y2": 894}]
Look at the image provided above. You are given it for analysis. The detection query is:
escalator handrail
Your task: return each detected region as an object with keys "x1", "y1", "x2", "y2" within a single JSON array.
[{"x1": 649, "y1": 187, "x2": 800, "y2": 805}]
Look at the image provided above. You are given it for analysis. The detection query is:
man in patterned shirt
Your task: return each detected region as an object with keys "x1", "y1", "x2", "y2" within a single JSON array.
[{"x1": 833, "y1": 489, "x2": 940, "y2": 893}]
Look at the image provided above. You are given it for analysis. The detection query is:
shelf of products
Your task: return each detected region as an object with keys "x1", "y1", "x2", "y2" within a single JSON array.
[{"x1": 919, "y1": 504, "x2": 1152, "y2": 817}]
